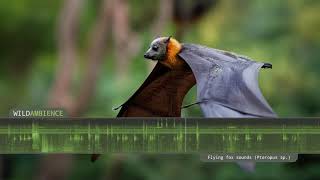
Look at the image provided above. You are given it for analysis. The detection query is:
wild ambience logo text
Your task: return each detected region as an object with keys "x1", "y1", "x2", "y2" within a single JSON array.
[{"x1": 10, "y1": 109, "x2": 66, "y2": 118}]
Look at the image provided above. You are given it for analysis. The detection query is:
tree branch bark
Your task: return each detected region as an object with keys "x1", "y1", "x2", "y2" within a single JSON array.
[
  {"x1": 48, "y1": 0, "x2": 84, "y2": 112},
  {"x1": 113, "y1": 0, "x2": 141, "y2": 81},
  {"x1": 70, "y1": 0, "x2": 113, "y2": 116},
  {"x1": 148, "y1": 0, "x2": 173, "y2": 71},
  {"x1": 151, "y1": 0, "x2": 173, "y2": 36},
  {"x1": 37, "y1": 0, "x2": 84, "y2": 180}
]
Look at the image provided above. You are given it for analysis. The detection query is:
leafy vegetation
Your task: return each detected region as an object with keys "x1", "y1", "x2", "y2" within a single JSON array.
[{"x1": 0, "y1": 0, "x2": 319, "y2": 179}]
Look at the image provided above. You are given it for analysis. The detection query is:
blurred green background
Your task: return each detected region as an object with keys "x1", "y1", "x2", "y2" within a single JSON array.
[{"x1": 0, "y1": 0, "x2": 320, "y2": 179}]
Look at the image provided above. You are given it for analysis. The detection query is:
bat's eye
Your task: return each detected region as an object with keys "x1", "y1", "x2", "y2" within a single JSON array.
[{"x1": 152, "y1": 46, "x2": 158, "y2": 51}]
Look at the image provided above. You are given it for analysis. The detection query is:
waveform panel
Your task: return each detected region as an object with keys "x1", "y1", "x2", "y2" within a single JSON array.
[{"x1": 0, "y1": 118, "x2": 319, "y2": 153}]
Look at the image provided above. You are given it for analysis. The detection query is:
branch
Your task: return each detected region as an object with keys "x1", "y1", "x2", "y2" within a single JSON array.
[
  {"x1": 151, "y1": 0, "x2": 173, "y2": 36},
  {"x1": 148, "y1": 0, "x2": 173, "y2": 71},
  {"x1": 70, "y1": 0, "x2": 113, "y2": 116},
  {"x1": 48, "y1": 0, "x2": 84, "y2": 112},
  {"x1": 113, "y1": 0, "x2": 141, "y2": 81},
  {"x1": 38, "y1": 1, "x2": 84, "y2": 180}
]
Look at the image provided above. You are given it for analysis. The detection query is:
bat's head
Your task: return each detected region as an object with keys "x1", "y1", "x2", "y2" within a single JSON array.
[{"x1": 144, "y1": 36, "x2": 172, "y2": 61}]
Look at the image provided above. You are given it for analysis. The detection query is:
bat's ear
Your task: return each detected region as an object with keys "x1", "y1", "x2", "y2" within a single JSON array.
[{"x1": 165, "y1": 36, "x2": 172, "y2": 44}]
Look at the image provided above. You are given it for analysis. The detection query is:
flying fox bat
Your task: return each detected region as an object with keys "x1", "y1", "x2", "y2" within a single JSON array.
[
  {"x1": 117, "y1": 36, "x2": 276, "y2": 118},
  {"x1": 92, "y1": 37, "x2": 277, "y2": 170}
]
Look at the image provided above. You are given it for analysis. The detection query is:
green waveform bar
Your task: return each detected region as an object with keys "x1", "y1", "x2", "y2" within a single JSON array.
[{"x1": 0, "y1": 118, "x2": 319, "y2": 153}]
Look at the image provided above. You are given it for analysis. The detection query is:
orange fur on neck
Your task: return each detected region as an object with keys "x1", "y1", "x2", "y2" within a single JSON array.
[{"x1": 160, "y1": 38, "x2": 185, "y2": 70}]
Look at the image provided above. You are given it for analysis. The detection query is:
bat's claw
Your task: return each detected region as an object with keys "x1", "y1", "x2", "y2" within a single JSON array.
[
  {"x1": 112, "y1": 105, "x2": 123, "y2": 111},
  {"x1": 262, "y1": 63, "x2": 272, "y2": 69}
]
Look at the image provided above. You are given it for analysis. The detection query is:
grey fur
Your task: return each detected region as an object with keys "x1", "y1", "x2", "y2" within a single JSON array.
[
  {"x1": 179, "y1": 43, "x2": 277, "y2": 118},
  {"x1": 144, "y1": 37, "x2": 170, "y2": 61}
]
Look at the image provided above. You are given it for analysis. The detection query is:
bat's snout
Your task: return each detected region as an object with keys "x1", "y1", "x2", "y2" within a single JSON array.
[
  {"x1": 143, "y1": 51, "x2": 155, "y2": 60},
  {"x1": 144, "y1": 53, "x2": 150, "y2": 59}
]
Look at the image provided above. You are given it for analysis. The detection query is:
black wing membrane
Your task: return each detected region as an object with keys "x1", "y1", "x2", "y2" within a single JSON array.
[
  {"x1": 117, "y1": 62, "x2": 196, "y2": 117},
  {"x1": 179, "y1": 44, "x2": 277, "y2": 118}
]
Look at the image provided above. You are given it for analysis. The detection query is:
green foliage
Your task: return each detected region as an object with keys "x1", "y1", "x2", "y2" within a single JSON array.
[{"x1": 1, "y1": 0, "x2": 320, "y2": 179}]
